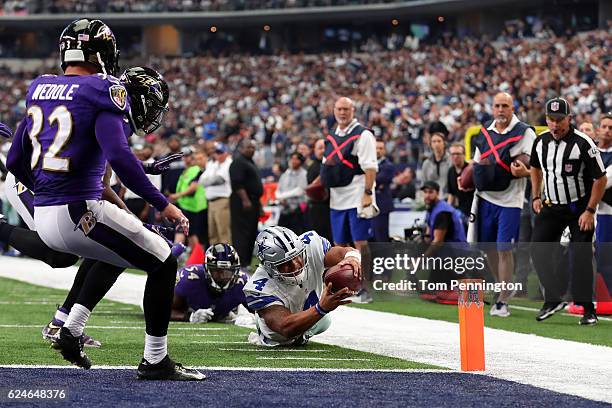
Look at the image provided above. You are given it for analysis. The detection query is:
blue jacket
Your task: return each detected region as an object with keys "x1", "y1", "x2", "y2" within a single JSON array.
[
  {"x1": 376, "y1": 157, "x2": 395, "y2": 214},
  {"x1": 426, "y1": 200, "x2": 467, "y2": 243}
]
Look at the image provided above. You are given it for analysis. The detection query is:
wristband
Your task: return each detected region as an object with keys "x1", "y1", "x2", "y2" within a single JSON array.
[
  {"x1": 344, "y1": 250, "x2": 361, "y2": 263},
  {"x1": 532, "y1": 197, "x2": 541, "y2": 203},
  {"x1": 314, "y1": 303, "x2": 329, "y2": 316},
  {"x1": 586, "y1": 207, "x2": 596, "y2": 214}
]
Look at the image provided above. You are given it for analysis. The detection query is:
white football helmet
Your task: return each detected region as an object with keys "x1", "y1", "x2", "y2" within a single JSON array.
[{"x1": 256, "y1": 226, "x2": 308, "y2": 286}]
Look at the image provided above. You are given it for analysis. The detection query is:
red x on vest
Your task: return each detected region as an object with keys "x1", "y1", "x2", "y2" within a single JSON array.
[
  {"x1": 479, "y1": 128, "x2": 523, "y2": 172},
  {"x1": 325, "y1": 134, "x2": 360, "y2": 169}
]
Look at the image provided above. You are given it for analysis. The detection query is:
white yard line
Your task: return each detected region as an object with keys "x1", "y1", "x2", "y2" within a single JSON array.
[
  {"x1": 255, "y1": 357, "x2": 371, "y2": 361},
  {"x1": 0, "y1": 324, "x2": 227, "y2": 331},
  {"x1": 1, "y1": 256, "x2": 610, "y2": 403},
  {"x1": 217, "y1": 348, "x2": 330, "y2": 352}
]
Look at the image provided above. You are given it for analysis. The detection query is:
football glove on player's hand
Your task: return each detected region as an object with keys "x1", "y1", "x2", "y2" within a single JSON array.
[
  {"x1": 143, "y1": 153, "x2": 184, "y2": 175},
  {"x1": 189, "y1": 308, "x2": 214, "y2": 323},
  {"x1": 0, "y1": 122, "x2": 13, "y2": 139}
]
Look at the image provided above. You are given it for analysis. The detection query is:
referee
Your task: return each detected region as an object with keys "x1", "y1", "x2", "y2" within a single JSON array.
[{"x1": 530, "y1": 97, "x2": 607, "y2": 325}]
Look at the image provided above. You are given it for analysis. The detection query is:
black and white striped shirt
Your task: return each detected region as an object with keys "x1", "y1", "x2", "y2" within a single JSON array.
[{"x1": 530, "y1": 127, "x2": 606, "y2": 205}]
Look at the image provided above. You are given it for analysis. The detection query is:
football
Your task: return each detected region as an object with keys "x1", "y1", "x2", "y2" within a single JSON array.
[
  {"x1": 305, "y1": 178, "x2": 328, "y2": 202},
  {"x1": 512, "y1": 153, "x2": 530, "y2": 168},
  {"x1": 324, "y1": 263, "x2": 361, "y2": 293},
  {"x1": 459, "y1": 162, "x2": 475, "y2": 191}
]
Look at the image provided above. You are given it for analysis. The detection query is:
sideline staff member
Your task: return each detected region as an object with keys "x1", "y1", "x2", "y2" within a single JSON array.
[{"x1": 530, "y1": 97, "x2": 607, "y2": 325}]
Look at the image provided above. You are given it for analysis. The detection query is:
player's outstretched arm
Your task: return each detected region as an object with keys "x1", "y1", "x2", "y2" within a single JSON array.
[
  {"x1": 258, "y1": 283, "x2": 351, "y2": 339},
  {"x1": 324, "y1": 246, "x2": 362, "y2": 280}
]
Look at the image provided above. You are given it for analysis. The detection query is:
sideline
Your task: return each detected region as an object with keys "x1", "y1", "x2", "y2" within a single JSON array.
[{"x1": 0, "y1": 256, "x2": 610, "y2": 403}]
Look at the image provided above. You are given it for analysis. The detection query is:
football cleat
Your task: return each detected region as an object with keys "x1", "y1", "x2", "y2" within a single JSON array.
[
  {"x1": 579, "y1": 310, "x2": 598, "y2": 326},
  {"x1": 137, "y1": 355, "x2": 205, "y2": 381},
  {"x1": 55, "y1": 327, "x2": 92, "y2": 369},
  {"x1": 43, "y1": 320, "x2": 102, "y2": 348},
  {"x1": 42, "y1": 320, "x2": 62, "y2": 342},
  {"x1": 536, "y1": 301, "x2": 568, "y2": 322}
]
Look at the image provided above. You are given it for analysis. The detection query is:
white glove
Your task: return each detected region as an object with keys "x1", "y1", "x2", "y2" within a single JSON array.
[
  {"x1": 235, "y1": 313, "x2": 256, "y2": 329},
  {"x1": 189, "y1": 308, "x2": 214, "y2": 323},
  {"x1": 357, "y1": 201, "x2": 380, "y2": 219}
]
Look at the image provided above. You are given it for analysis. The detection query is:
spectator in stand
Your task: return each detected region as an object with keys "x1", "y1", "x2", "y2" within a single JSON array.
[
  {"x1": 169, "y1": 149, "x2": 208, "y2": 251},
  {"x1": 160, "y1": 136, "x2": 185, "y2": 196},
  {"x1": 421, "y1": 132, "x2": 451, "y2": 197},
  {"x1": 578, "y1": 121, "x2": 597, "y2": 141},
  {"x1": 373, "y1": 140, "x2": 394, "y2": 242},
  {"x1": 392, "y1": 167, "x2": 416, "y2": 201},
  {"x1": 446, "y1": 142, "x2": 473, "y2": 227},
  {"x1": 276, "y1": 152, "x2": 308, "y2": 235},
  {"x1": 297, "y1": 143, "x2": 313, "y2": 168},
  {"x1": 306, "y1": 139, "x2": 332, "y2": 242},
  {"x1": 199, "y1": 142, "x2": 233, "y2": 245}
]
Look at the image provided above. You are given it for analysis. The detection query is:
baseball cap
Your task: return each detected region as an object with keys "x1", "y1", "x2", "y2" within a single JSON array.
[
  {"x1": 420, "y1": 181, "x2": 440, "y2": 192},
  {"x1": 545, "y1": 97, "x2": 571, "y2": 119},
  {"x1": 214, "y1": 142, "x2": 228, "y2": 153}
]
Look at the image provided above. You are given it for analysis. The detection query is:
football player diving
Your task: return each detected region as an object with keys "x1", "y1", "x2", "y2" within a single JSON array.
[
  {"x1": 243, "y1": 226, "x2": 361, "y2": 346},
  {"x1": 6, "y1": 18, "x2": 203, "y2": 380},
  {"x1": 171, "y1": 243, "x2": 255, "y2": 327}
]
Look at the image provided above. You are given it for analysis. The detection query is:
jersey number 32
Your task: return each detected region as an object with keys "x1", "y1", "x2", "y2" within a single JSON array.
[{"x1": 27, "y1": 105, "x2": 73, "y2": 172}]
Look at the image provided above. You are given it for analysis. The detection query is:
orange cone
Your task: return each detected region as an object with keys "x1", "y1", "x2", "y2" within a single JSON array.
[
  {"x1": 458, "y1": 279, "x2": 485, "y2": 371},
  {"x1": 594, "y1": 273, "x2": 612, "y2": 315},
  {"x1": 568, "y1": 273, "x2": 612, "y2": 316}
]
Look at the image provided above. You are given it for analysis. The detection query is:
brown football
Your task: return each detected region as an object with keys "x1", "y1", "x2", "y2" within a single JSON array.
[
  {"x1": 324, "y1": 264, "x2": 361, "y2": 293},
  {"x1": 305, "y1": 180, "x2": 328, "y2": 202},
  {"x1": 459, "y1": 162, "x2": 475, "y2": 191},
  {"x1": 512, "y1": 153, "x2": 530, "y2": 168}
]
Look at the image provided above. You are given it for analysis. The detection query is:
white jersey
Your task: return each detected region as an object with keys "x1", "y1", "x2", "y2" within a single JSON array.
[{"x1": 243, "y1": 230, "x2": 331, "y2": 345}]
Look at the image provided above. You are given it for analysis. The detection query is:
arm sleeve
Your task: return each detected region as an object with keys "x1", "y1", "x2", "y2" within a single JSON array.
[
  {"x1": 606, "y1": 165, "x2": 612, "y2": 190},
  {"x1": 376, "y1": 162, "x2": 395, "y2": 185},
  {"x1": 95, "y1": 111, "x2": 169, "y2": 212},
  {"x1": 243, "y1": 290, "x2": 283, "y2": 311},
  {"x1": 356, "y1": 130, "x2": 378, "y2": 171},
  {"x1": 6, "y1": 119, "x2": 35, "y2": 189},
  {"x1": 581, "y1": 142, "x2": 606, "y2": 179},
  {"x1": 199, "y1": 167, "x2": 225, "y2": 187}
]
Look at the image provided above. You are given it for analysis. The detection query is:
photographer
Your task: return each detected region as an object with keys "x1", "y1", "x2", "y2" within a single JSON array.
[{"x1": 421, "y1": 181, "x2": 467, "y2": 304}]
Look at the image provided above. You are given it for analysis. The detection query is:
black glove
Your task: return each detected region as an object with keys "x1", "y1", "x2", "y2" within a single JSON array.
[{"x1": 142, "y1": 153, "x2": 184, "y2": 175}]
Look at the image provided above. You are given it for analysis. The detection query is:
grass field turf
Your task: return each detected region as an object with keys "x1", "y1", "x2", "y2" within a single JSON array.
[{"x1": 0, "y1": 277, "x2": 438, "y2": 369}]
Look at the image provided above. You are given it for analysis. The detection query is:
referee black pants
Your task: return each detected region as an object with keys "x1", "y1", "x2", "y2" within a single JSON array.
[{"x1": 530, "y1": 201, "x2": 594, "y2": 310}]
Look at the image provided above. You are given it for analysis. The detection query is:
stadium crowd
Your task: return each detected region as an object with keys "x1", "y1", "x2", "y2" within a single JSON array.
[
  {"x1": 0, "y1": 0, "x2": 402, "y2": 14},
  {"x1": 0, "y1": 26, "x2": 610, "y2": 269}
]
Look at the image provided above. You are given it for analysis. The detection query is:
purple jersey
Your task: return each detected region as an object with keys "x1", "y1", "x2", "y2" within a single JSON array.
[
  {"x1": 175, "y1": 264, "x2": 248, "y2": 319},
  {"x1": 24, "y1": 74, "x2": 129, "y2": 206}
]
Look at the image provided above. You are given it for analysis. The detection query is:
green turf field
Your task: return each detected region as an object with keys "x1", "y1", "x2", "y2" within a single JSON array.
[
  {"x1": 0, "y1": 277, "x2": 438, "y2": 369},
  {"x1": 350, "y1": 291, "x2": 612, "y2": 347}
]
